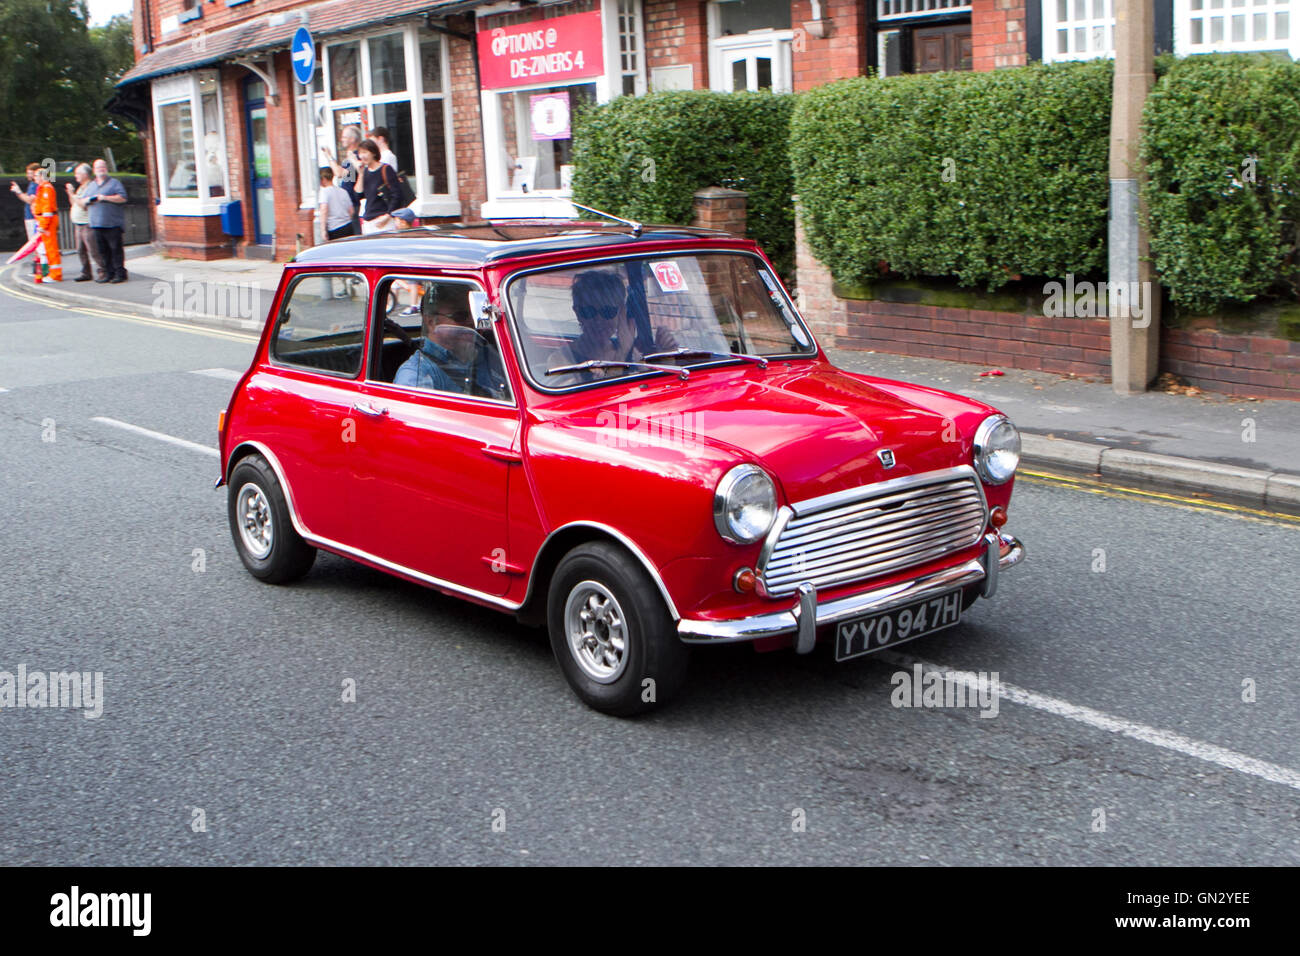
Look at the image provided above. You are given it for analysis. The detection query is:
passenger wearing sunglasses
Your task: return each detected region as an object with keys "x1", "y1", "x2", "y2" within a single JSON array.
[{"x1": 550, "y1": 271, "x2": 676, "y2": 380}]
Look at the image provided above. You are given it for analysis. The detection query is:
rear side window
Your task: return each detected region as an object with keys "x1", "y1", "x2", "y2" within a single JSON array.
[{"x1": 270, "y1": 273, "x2": 368, "y2": 376}]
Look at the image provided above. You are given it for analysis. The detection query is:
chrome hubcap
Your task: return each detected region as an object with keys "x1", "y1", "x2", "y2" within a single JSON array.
[
  {"x1": 236, "y1": 482, "x2": 273, "y2": 560},
  {"x1": 564, "y1": 581, "x2": 629, "y2": 683}
]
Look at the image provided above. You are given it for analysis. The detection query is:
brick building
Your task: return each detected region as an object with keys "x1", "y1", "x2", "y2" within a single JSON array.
[{"x1": 114, "y1": 0, "x2": 1299, "y2": 260}]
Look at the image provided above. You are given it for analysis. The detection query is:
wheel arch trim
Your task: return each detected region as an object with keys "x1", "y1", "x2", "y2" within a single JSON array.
[{"x1": 521, "y1": 522, "x2": 681, "y2": 622}]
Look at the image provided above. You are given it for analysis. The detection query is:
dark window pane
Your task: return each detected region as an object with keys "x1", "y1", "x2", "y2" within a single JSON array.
[
  {"x1": 329, "y1": 43, "x2": 359, "y2": 99},
  {"x1": 369, "y1": 33, "x2": 407, "y2": 95},
  {"x1": 424, "y1": 99, "x2": 448, "y2": 195}
]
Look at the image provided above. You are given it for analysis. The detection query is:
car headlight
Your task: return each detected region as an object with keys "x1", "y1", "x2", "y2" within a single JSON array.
[
  {"x1": 714, "y1": 464, "x2": 777, "y2": 544},
  {"x1": 973, "y1": 415, "x2": 1020, "y2": 484}
]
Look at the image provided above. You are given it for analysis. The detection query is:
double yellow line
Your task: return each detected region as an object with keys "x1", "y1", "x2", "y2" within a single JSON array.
[
  {"x1": 0, "y1": 267, "x2": 257, "y2": 344},
  {"x1": 1020, "y1": 468, "x2": 1300, "y2": 527}
]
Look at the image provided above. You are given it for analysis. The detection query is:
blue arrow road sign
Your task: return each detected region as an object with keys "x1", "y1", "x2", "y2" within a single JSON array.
[{"x1": 291, "y1": 26, "x2": 315, "y2": 86}]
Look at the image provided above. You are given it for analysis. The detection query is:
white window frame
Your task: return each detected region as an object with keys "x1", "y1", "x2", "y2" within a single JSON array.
[
  {"x1": 480, "y1": 0, "x2": 642, "y2": 218},
  {"x1": 152, "y1": 71, "x2": 230, "y2": 216},
  {"x1": 877, "y1": 0, "x2": 972, "y2": 18},
  {"x1": 1174, "y1": 0, "x2": 1298, "y2": 58},
  {"x1": 1042, "y1": 0, "x2": 1115, "y2": 63},
  {"x1": 706, "y1": 3, "x2": 794, "y2": 93},
  {"x1": 310, "y1": 23, "x2": 460, "y2": 219}
]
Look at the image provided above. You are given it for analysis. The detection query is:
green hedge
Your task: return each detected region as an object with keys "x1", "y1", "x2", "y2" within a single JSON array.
[
  {"x1": 791, "y1": 60, "x2": 1114, "y2": 291},
  {"x1": 571, "y1": 90, "x2": 796, "y2": 276},
  {"x1": 1142, "y1": 55, "x2": 1300, "y2": 313}
]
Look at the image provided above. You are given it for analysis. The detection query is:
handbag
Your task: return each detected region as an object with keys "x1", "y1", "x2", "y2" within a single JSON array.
[{"x1": 377, "y1": 164, "x2": 416, "y2": 212}]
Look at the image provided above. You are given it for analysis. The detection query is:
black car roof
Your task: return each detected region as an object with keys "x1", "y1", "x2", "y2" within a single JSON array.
[{"x1": 290, "y1": 220, "x2": 743, "y2": 269}]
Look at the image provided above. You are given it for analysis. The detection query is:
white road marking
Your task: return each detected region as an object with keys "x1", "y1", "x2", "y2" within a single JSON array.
[
  {"x1": 189, "y1": 367, "x2": 242, "y2": 382},
  {"x1": 91, "y1": 416, "x2": 219, "y2": 458},
  {"x1": 879, "y1": 651, "x2": 1300, "y2": 792}
]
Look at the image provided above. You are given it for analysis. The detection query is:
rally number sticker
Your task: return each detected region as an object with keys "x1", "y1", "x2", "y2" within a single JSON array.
[{"x1": 651, "y1": 261, "x2": 688, "y2": 293}]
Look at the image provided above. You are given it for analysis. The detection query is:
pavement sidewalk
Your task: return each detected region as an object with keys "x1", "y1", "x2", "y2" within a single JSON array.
[
  {"x1": 0, "y1": 244, "x2": 284, "y2": 334},
  {"x1": 4, "y1": 245, "x2": 1297, "y2": 510}
]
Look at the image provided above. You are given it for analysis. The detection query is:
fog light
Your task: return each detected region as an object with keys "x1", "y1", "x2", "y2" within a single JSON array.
[
  {"x1": 990, "y1": 506, "x2": 1007, "y2": 529},
  {"x1": 733, "y1": 568, "x2": 757, "y2": 593}
]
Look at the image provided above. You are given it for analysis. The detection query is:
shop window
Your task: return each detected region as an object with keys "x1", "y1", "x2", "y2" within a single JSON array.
[
  {"x1": 497, "y1": 84, "x2": 597, "y2": 193},
  {"x1": 312, "y1": 27, "x2": 456, "y2": 208},
  {"x1": 152, "y1": 71, "x2": 228, "y2": 212}
]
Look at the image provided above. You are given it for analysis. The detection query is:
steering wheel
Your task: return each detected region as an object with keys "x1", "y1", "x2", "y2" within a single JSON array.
[{"x1": 382, "y1": 317, "x2": 415, "y2": 347}]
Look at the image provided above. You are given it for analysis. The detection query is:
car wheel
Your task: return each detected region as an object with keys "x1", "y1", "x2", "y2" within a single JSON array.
[
  {"x1": 547, "y1": 541, "x2": 689, "y2": 716},
  {"x1": 227, "y1": 454, "x2": 316, "y2": 584}
]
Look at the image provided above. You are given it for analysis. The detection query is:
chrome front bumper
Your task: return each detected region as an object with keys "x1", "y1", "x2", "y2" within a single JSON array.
[{"x1": 677, "y1": 533, "x2": 1024, "y2": 652}]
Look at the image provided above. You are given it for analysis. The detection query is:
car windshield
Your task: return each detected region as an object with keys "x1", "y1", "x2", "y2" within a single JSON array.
[{"x1": 507, "y1": 253, "x2": 817, "y2": 388}]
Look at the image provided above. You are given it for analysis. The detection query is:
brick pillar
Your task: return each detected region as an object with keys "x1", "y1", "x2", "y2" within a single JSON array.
[
  {"x1": 691, "y1": 187, "x2": 747, "y2": 237},
  {"x1": 794, "y1": 197, "x2": 839, "y2": 347}
]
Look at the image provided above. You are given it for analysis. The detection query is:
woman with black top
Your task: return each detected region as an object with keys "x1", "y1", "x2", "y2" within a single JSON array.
[{"x1": 356, "y1": 139, "x2": 399, "y2": 234}]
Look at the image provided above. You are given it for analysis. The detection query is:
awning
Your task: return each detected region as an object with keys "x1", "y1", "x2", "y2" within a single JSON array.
[{"x1": 117, "y1": 0, "x2": 476, "y2": 88}]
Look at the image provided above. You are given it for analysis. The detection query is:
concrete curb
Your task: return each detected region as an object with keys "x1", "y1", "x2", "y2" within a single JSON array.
[
  {"x1": 0, "y1": 261, "x2": 262, "y2": 336},
  {"x1": 1021, "y1": 433, "x2": 1300, "y2": 511}
]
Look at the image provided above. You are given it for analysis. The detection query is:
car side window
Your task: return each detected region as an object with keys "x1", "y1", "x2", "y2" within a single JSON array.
[
  {"x1": 370, "y1": 276, "x2": 512, "y2": 403},
  {"x1": 270, "y1": 273, "x2": 368, "y2": 377}
]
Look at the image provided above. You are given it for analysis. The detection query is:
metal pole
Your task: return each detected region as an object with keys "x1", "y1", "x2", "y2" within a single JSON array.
[{"x1": 1108, "y1": 0, "x2": 1160, "y2": 395}]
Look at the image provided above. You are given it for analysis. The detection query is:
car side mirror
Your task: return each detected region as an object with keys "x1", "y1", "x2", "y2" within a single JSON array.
[{"x1": 468, "y1": 291, "x2": 494, "y2": 332}]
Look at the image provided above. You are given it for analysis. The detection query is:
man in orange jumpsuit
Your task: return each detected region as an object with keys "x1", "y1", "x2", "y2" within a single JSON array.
[{"x1": 32, "y1": 166, "x2": 62, "y2": 282}]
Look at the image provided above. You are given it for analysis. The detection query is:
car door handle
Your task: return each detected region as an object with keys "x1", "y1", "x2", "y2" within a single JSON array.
[
  {"x1": 351, "y1": 402, "x2": 388, "y2": 418},
  {"x1": 481, "y1": 445, "x2": 522, "y2": 463}
]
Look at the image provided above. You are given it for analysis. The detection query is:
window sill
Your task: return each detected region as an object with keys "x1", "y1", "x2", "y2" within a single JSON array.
[
  {"x1": 178, "y1": 7, "x2": 202, "y2": 23},
  {"x1": 481, "y1": 196, "x2": 577, "y2": 219},
  {"x1": 413, "y1": 197, "x2": 462, "y2": 218},
  {"x1": 157, "y1": 198, "x2": 229, "y2": 217}
]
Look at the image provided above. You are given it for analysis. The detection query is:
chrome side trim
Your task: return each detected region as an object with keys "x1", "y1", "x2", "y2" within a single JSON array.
[
  {"x1": 225, "y1": 440, "x2": 522, "y2": 611},
  {"x1": 519, "y1": 521, "x2": 682, "y2": 621}
]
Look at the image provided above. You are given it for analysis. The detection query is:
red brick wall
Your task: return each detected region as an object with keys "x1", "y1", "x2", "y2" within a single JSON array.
[
  {"x1": 1162, "y1": 329, "x2": 1300, "y2": 401},
  {"x1": 154, "y1": 213, "x2": 231, "y2": 260},
  {"x1": 972, "y1": 0, "x2": 1027, "y2": 71},
  {"x1": 142, "y1": 0, "x2": 303, "y2": 53},
  {"x1": 643, "y1": 0, "x2": 709, "y2": 88},
  {"x1": 790, "y1": 0, "x2": 867, "y2": 92},
  {"x1": 833, "y1": 300, "x2": 1113, "y2": 377},
  {"x1": 447, "y1": 18, "x2": 486, "y2": 220}
]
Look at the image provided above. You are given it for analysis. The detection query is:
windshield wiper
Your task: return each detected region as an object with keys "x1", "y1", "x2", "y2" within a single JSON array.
[
  {"x1": 643, "y1": 348, "x2": 769, "y2": 369},
  {"x1": 545, "y1": 359, "x2": 690, "y2": 381}
]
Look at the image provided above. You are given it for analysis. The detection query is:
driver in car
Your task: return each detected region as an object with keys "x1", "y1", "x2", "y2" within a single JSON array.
[{"x1": 393, "y1": 286, "x2": 508, "y2": 398}]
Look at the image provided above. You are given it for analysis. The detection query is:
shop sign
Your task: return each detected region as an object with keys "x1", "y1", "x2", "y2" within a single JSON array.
[{"x1": 478, "y1": 11, "x2": 604, "y2": 90}]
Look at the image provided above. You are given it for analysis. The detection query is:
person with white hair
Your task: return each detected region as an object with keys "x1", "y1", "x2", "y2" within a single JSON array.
[{"x1": 65, "y1": 163, "x2": 107, "y2": 282}]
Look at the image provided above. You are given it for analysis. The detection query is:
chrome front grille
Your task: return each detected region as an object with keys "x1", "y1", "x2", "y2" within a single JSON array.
[{"x1": 758, "y1": 467, "x2": 987, "y2": 598}]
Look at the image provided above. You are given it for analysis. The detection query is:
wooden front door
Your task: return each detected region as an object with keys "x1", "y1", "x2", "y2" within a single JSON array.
[{"x1": 914, "y1": 25, "x2": 972, "y2": 73}]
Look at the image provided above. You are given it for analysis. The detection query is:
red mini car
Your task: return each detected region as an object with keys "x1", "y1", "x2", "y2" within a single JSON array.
[{"x1": 218, "y1": 221, "x2": 1024, "y2": 715}]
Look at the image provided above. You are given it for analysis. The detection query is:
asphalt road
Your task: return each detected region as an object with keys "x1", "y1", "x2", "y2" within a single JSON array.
[{"x1": 1, "y1": 284, "x2": 1298, "y2": 866}]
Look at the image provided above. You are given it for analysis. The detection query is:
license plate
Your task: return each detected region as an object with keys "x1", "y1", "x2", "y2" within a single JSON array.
[{"x1": 835, "y1": 589, "x2": 963, "y2": 662}]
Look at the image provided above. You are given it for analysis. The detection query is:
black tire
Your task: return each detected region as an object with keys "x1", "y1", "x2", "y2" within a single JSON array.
[
  {"x1": 227, "y1": 454, "x2": 316, "y2": 584},
  {"x1": 547, "y1": 541, "x2": 689, "y2": 716}
]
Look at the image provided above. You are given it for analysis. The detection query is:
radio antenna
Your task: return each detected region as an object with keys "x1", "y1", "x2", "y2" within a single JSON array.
[{"x1": 569, "y1": 202, "x2": 643, "y2": 238}]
